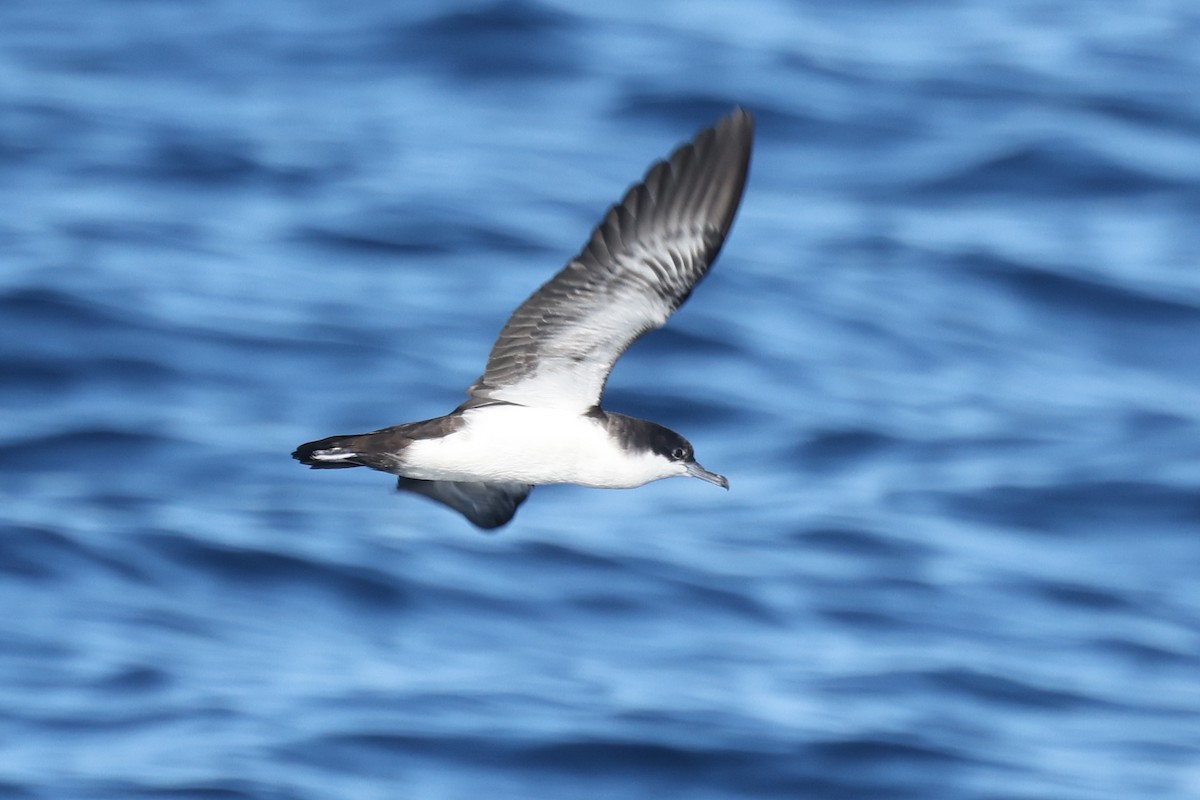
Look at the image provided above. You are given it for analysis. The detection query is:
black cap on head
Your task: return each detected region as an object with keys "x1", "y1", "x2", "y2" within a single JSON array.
[{"x1": 603, "y1": 412, "x2": 692, "y2": 461}]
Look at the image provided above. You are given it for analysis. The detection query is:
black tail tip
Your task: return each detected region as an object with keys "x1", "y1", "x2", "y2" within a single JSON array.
[{"x1": 292, "y1": 437, "x2": 361, "y2": 469}]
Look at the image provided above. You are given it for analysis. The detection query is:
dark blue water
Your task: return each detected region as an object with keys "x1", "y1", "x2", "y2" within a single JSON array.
[{"x1": 3, "y1": 2, "x2": 1200, "y2": 798}]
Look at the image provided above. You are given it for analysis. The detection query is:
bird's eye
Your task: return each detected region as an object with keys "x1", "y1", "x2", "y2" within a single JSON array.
[{"x1": 670, "y1": 447, "x2": 688, "y2": 461}]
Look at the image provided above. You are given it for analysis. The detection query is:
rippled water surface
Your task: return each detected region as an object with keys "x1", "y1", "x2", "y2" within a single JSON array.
[{"x1": 3, "y1": 2, "x2": 1200, "y2": 798}]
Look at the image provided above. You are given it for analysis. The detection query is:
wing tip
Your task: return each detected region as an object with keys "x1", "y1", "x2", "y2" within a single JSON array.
[{"x1": 723, "y1": 105, "x2": 756, "y2": 139}]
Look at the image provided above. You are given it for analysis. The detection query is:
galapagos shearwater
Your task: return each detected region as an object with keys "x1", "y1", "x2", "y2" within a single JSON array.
[{"x1": 293, "y1": 108, "x2": 754, "y2": 528}]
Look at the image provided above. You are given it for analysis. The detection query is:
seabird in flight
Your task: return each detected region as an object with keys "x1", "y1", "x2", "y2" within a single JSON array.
[{"x1": 293, "y1": 108, "x2": 754, "y2": 528}]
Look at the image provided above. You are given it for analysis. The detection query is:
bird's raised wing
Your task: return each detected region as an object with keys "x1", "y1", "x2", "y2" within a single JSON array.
[{"x1": 466, "y1": 108, "x2": 754, "y2": 412}]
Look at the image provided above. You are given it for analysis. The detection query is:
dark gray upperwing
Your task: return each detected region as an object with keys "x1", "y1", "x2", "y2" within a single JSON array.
[
  {"x1": 396, "y1": 478, "x2": 532, "y2": 530},
  {"x1": 467, "y1": 108, "x2": 754, "y2": 412}
]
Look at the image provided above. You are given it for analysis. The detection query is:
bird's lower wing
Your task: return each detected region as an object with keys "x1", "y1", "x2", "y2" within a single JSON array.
[{"x1": 396, "y1": 478, "x2": 532, "y2": 530}]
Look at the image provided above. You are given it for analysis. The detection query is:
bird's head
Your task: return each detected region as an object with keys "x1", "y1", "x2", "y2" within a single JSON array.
[{"x1": 643, "y1": 423, "x2": 729, "y2": 489}]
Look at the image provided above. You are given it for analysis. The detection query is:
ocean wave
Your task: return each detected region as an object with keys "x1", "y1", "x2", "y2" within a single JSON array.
[
  {"x1": 297, "y1": 216, "x2": 548, "y2": 258},
  {"x1": 966, "y1": 252, "x2": 1200, "y2": 323},
  {"x1": 375, "y1": 0, "x2": 584, "y2": 79},
  {"x1": 916, "y1": 139, "x2": 1191, "y2": 197},
  {"x1": 138, "y1": 533, "x2": 411, "y2": 612},
  {"x1": 926, "y1": 479, "x2": 1200, "y2": 535}
]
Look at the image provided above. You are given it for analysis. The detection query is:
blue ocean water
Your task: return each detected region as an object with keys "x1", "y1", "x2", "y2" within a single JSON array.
[{"x1": 3, "y1": 1, "x2": 1200, "y2": 798}]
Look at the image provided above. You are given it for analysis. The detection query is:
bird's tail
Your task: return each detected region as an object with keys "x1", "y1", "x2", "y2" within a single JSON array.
[{"x1": 292, "y1": 434, "x2": 371, "y2": 469}]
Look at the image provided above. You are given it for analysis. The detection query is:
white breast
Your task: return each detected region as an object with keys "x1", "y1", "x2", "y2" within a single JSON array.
[{"x1": 400, "y1": 405, "x2": 671, "y2": 488}]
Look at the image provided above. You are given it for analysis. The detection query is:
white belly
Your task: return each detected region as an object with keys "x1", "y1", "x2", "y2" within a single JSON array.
[{"x1": 400, "y1": 406, "x2": 665, "y2": 488}]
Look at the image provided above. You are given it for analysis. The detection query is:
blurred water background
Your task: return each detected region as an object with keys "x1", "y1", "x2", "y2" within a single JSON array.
[{"x1": 3, "y1": 1, "x2": 1200, "y2": 798}]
